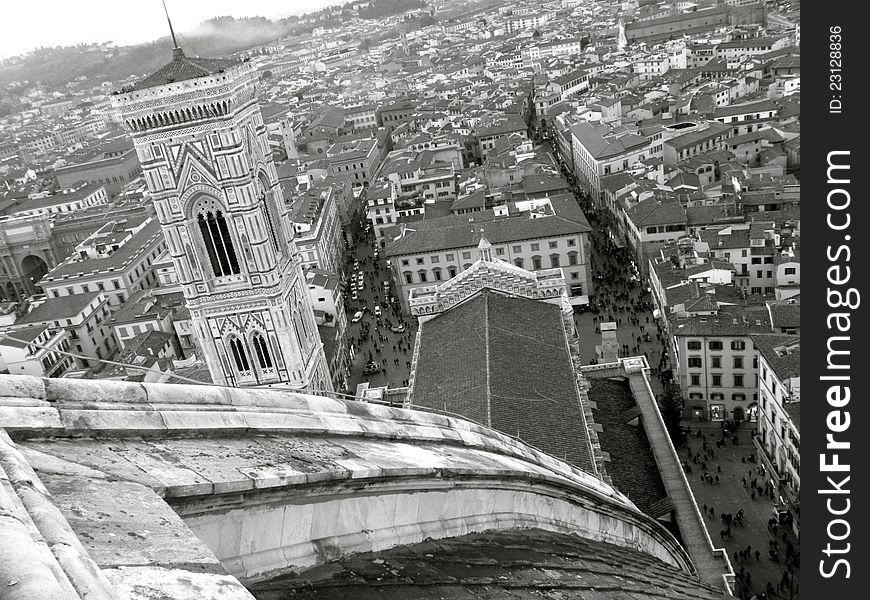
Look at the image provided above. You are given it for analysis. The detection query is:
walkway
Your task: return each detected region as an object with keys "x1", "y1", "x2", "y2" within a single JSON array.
[{"x1": 625, "y1": 364, "x2": 733, "y2": 591}]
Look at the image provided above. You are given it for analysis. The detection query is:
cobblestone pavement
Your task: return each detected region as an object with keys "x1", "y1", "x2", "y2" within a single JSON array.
[{"x1": 681, "y1": 422, "x2": 800, "y2": 599}]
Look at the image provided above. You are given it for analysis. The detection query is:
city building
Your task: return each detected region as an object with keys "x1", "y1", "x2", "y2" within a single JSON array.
[
  {"x1": 0, "y1": 323, "x2": 77, "y2": 377},
  {"x1": 570, "y1": 122, "x2": 651, "y2": 201},
  {"x1": 53, "y1": 140, "x2": 142, "y2": 199},
  {"x1": 287, "y1": 183, "x2": 344, "y2": 275},
  {"x1": 752, "y1": 333, "x2": 800, "y2": 532},
  {"x1": 385, "y1": 193, "x2": 592, "y2": 312},
  {"x1": 15, "y1": 291, "x2": 116, "y2": 368},
  {"x1": 40, "y1": 215, "x2": 166, "y2": 308},
  {"x1": 671, "y1": 304, "x2": 772, "y2": 422}
]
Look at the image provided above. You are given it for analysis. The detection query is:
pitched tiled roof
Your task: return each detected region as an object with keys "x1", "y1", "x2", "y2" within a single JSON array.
[
  {"x1": 130, "y1": 49, "x2": 239, "y2": 91},
  {"x1": 752, "y1": 333, "x2": 800, "y2": 381},
  {"x1": 249, "y1": 528, "x2": 731, "y2": 599},
  {"x1": 570, "y1": 122, "x2": 648, "y2": 159},
  {"x1": 411, "y1": 290, "x2": 597, "y2": 473},
  {"x1": 587, "y1": 377, "x2": 668, "y2": 518},
  {"x1": 671, "y1": 305, "x2": 772, "y2": 337},
  {"x1": 768, "y1": 302, "x2": 800, "y2": 329},
  {"x1": 0, "y1": 324, "x2": 50, "y2": 349},
  {"x1": 625, "y1": 197, "x2": 686, "y2": 227},
  {"x1": 385, "y1": 194, "x2": 590, "y2": 257},
  {"x1": 16, "y1": 292, "x2": 102, "y2": 324}
]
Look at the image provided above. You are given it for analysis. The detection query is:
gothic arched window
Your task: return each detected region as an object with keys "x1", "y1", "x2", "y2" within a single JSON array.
[
  {"x1": 251, "y1": 332, "x2": 273, "y2": 370},
  {"x1": 257, "y1": 177, "x2": 282, "y2": 254},
  {"x1": 194, "y1": 201, "x2": 240, "y2": 277},
  {"x1": 228, "y1": 336, "x2": 250, "y2": 373}
]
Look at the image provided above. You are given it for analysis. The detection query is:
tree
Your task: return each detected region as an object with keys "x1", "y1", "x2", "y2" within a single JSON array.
[
  {"x1": 532, "y1": 29, "x2": 541, "y2": 38},
  {"x1": 359, "y1": 38, "x2": 372, "y2": 53},
  {"x1": 658, "y1": 385, "x2": 686, "y2": 448}
]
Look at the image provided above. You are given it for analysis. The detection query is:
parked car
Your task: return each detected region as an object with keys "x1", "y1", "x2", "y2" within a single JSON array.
[
  {"x1": 390, "y1": 324, "x2": 405, "y2": 333},
  {"x1": 352, "y1": 311, "x2": 363, "y2": 323},
  {"x1": 374, "y1": 305, "x2": 382, "y2": 316},
  {"x1": 351, "y1": 291, "x2": 359, "y2": 301},
  {"x1": 363, "y1": 361, "x2": 380, "y2": 375}
]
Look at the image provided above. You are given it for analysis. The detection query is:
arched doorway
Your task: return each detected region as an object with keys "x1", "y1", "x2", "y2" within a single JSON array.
[
  {"x1": 21, "y1": 255, "x2": 49, "y2": 292},
  {"x1": 5, "y1": 282, "x2": 18, "y2": 301},
  {"x1": 733, "y1": 407, "x2": 745, "y2": 422}
]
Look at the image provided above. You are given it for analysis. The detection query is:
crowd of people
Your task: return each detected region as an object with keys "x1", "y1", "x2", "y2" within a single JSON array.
[
  {"x1": 684, "y1": 426, "x2": 800, "y2": 600},
  {"x1": 345, "y1": 227, "x2": 416, "y2": 391},
  {"x1": 579, "y1": 199, "x2": 673, "y2": 391}
]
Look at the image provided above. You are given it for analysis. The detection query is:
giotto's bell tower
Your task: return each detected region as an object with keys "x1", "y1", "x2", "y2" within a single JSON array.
[{"x1": 112, "y1": 48, "x2": 332, "y2": 391}]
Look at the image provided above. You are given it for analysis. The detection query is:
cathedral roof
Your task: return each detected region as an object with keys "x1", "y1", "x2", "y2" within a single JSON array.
[
  {"x1": 129, "y1": 48, "x2": 240, "y2": 92},
  {"x1": 411, "y1": 290, "x2": 597, "y2": 473},
  {"x1": 251, "y1": 528, "x2": 730, "y2": 599}
]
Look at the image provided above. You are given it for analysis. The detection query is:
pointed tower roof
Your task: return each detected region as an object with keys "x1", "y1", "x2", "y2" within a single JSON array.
[
  {"x1": 129, "y1": 49, "x2": 240, "y2": 92},
  {"x1": 477, "y1": 232, "x2": 493, "y2": 261}
]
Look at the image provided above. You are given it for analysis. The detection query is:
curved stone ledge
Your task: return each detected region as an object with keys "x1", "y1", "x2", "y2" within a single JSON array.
[
  {"x1": 176, "y1": 477, "x2": 694, "y2": 583},
  {"x1": 1, "y1": 377, "x2": 624, "y2": 509},
  {"x1": 0, "y1": 375, "x2": 710, "y2": 597}
]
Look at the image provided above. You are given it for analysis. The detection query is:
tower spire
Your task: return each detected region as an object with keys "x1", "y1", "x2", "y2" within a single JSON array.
[{"x1": 162, "y1": 0, "x2": 183, "y2": 57}]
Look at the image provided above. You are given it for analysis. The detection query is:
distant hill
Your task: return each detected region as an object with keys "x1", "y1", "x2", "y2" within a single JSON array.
[
  {"x1": 356, "y1": 0, "x2": 427, "y2": 19},
  {"x1": 0, "y1": 0, "x2": 437, "y2": 90},
  {"x1": 0, "y1": 16, "x2": 307, "y2": 88}
]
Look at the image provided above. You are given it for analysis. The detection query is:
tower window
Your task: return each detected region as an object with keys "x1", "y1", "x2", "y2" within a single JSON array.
[
  {"x1": 197, "y1": 209, "x2": 240, "y2": 277},
  {"x1": 228, "y1": 336, "x2": 250, "y2": 374},
  {"x1": 252, "y1": 332, "x2": 273, "y2": 370},
  {"x1": 258, "y1": 179, "x2": 282, "y2": 254}
]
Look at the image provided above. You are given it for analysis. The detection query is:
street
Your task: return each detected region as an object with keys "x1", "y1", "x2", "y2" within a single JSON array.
[{"x1": 343, "y1": 226, "x2": 418, "y2": 394}]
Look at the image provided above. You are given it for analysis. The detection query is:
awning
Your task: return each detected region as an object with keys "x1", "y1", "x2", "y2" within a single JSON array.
[{"x1": 569, "y1": 295, "x2": 590, "y2": 306}]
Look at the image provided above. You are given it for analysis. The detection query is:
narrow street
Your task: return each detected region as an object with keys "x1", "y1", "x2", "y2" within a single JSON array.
[
  {"x1": 572, "y1": 191, "x2": 672, "y2": 398},
  {"x1": 343, "y1": 226, "x2": 418, "y2": 393}
]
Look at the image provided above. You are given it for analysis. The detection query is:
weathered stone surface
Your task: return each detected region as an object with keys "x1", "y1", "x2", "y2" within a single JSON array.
[
  {"x1": 0, "y1": 406, "x2": 69, "y2": 433},
  {"x1": 104, "y1": 566, "x2": 255, "y2": 600},
  {"x1": 44, "y1": 379, "x2": 146, "y2": 405},
  {"x1": 0, "y1": 374, "x2": 45, "y2": 400},
  {"x1": 36, "y1": 470, "x2": 220, "y2": 571}
]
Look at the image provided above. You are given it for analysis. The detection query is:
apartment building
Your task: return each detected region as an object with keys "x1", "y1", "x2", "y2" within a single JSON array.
[
  {"x1": 385, "y1": 194, "x2": 592, "y2": 312},
  {"x1": 570, "y1": 121, "x2": 651, "y2": 201},
  {"x1": 16, "y1": 291, "x2": 116, "y2": 368},
  {"x1": 40, "y1": 215, "x2": 166, "y2": 308},
  {"x1": 752, "y1": 333, "x2": 800, "y2": 532},
  {"x1": 0, "y1": 323, "x2": 78, "y2": 378},
  {"x1": 288, "y1": 185, "x2": 344, "y2": 275},
  {"x1": 672, "y1": 305, "x2": 772, "y2": 422}
]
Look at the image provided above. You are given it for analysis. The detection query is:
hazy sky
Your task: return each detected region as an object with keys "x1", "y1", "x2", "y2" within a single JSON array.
[{"x1": 1, "y1": 0, "x2": 345, "y2": 59}]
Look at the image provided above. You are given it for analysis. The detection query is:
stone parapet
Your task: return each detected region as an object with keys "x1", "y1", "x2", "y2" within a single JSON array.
[{"x1": 0, "y1": 373, "x2": 711, "y2": 596}]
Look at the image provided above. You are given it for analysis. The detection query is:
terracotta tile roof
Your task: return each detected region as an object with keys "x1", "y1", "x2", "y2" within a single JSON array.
[
  {"x1": 385, "y1": 194, "x2": 590, "y2": 257},
  {"x1": 411, "y1": 290, "x2": 596, "y2": 473},
  {"x1": 587, "y1": 377, "x2": 669, "y2": 518},
  {"x1": 751, "y1": 333, "x2": 800, "y2": 381}
]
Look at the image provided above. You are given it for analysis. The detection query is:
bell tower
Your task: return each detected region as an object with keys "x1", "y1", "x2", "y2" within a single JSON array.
[{"x1": 111, "y1": 49, "x2": 332, "y2": 391}]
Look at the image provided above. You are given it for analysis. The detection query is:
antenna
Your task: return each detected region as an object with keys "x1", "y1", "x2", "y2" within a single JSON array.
[{"x1": 162, "y1": 0, "x2": 180, "y2": 52}]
